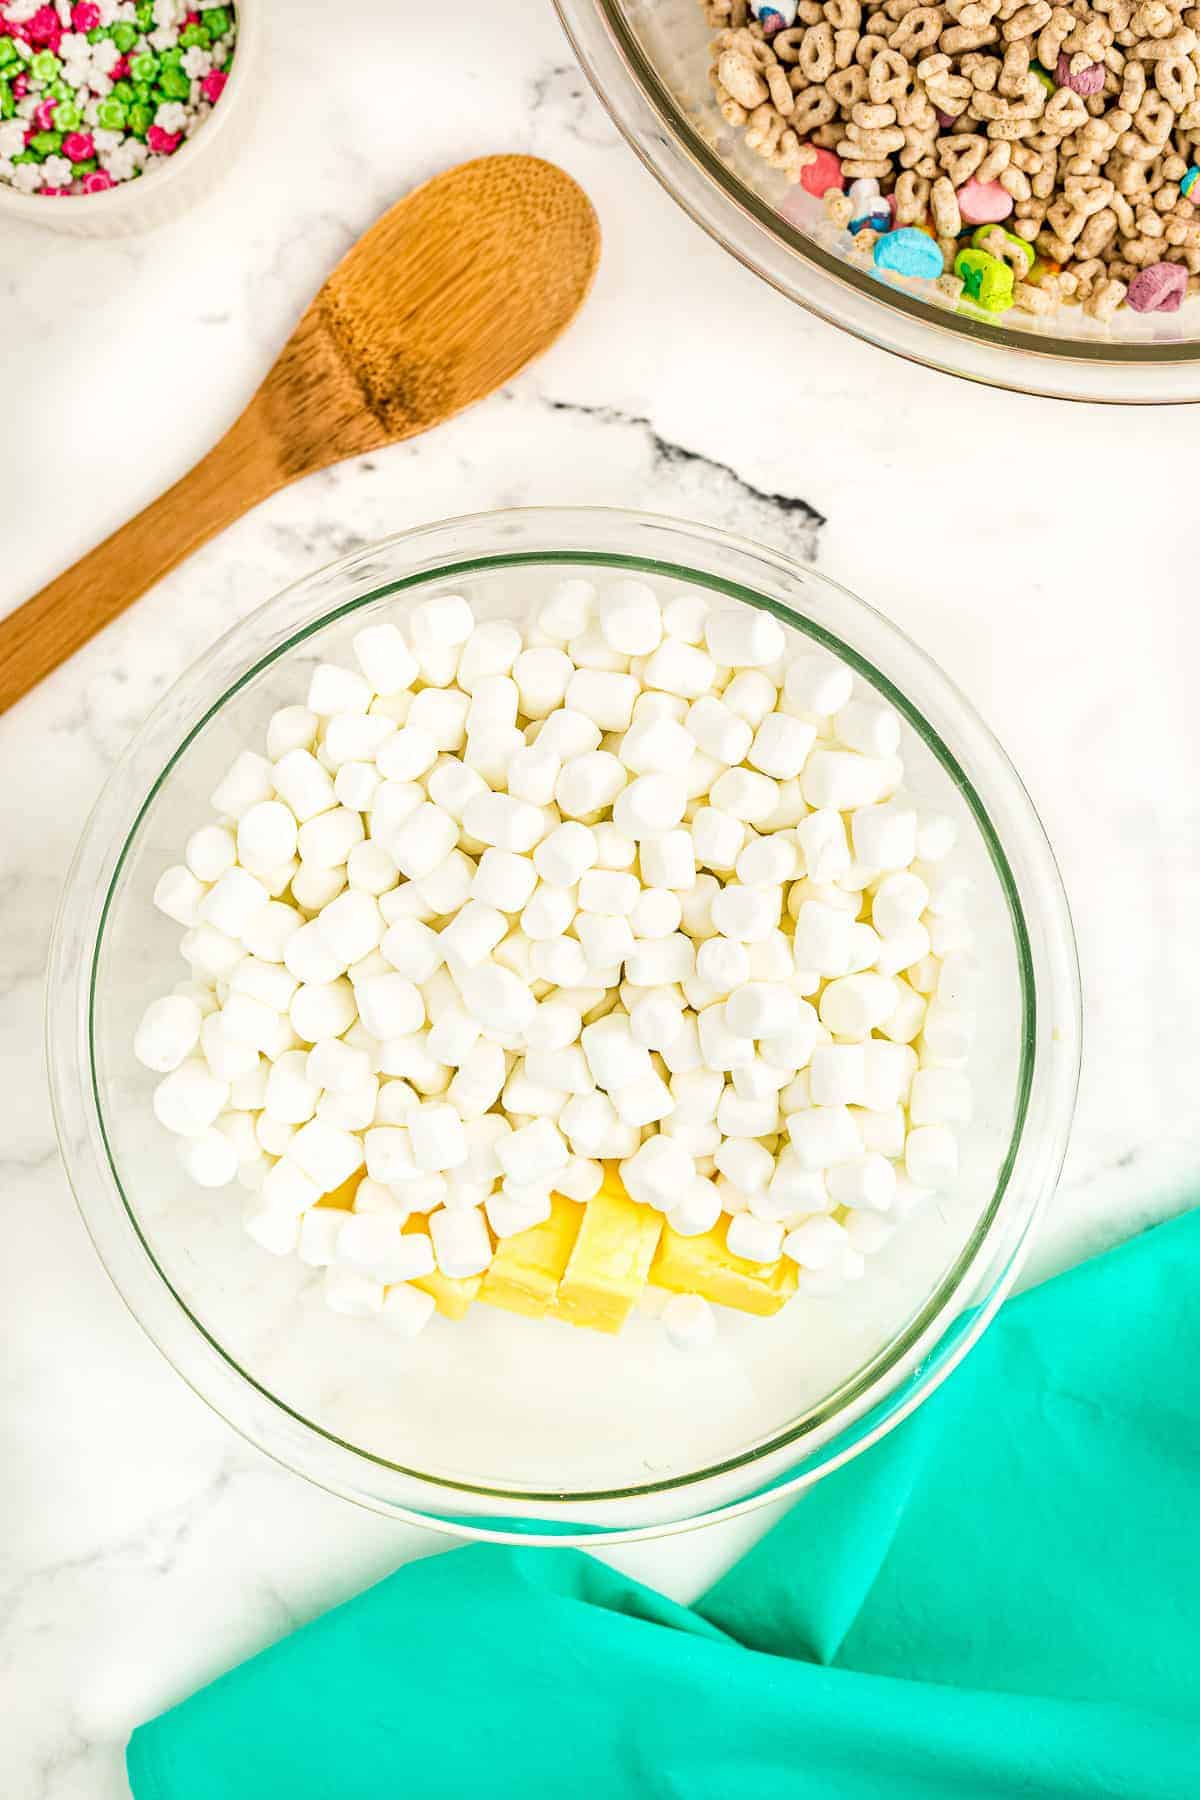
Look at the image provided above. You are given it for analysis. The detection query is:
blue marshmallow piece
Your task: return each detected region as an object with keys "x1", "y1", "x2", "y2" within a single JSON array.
[{"x1": 872, "y1": 228, "x2": 945, "y2": 280}]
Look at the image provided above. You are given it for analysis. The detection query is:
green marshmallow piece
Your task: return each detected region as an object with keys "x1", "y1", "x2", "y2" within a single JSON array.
[
  {"x1": 112, "y1": 78, "x2": 134, "y2": 101},
  {"x1": 160, "y1": 46, "x2": 185, "y2": 66},
  {"x1": 10, "y1": 150, "x2": 38, "y2": 165},
  {"x1": 111, "y1": 22, "x2": 137, "y2": 51},
  {"x1": 955, "y1": 247, "x2": 1015, "y2": 312},
  {"x1": 128, "y1": 101, "x2": 154, "y2": 138},
  {"x1": 47, "y1": 77, "x2": 71, "y2": 99},
  {"x1": 1030, "y1": 61, "x2": 1056, "y2": 94},
  {"x1": 54, "y1": 102, "x2": 81, "y2": 130},
  {"x1": 30, "y1": 50, "x2": 61, "y2": 80},
  {"x1": 96, "y1": 97, "x2": 127, "y2": 130},
  {"x1": 28, "y1": 130, "x2": 64, "y2": 156},
  {"x1": 133, "y1": 80, "x2": 154, "y2": 102},
  {"x1": 204, "y1": 6, "x2": 232, "y2": 35},
  {"x1": 179, "y1": 23, "x2": 210, "y2": 47},
  {"x1": 0, "y1": 83, "x2": 14, "y2": 120},
  {"x1": 971, "y1": 223, "x2": 1034, "y2": 276},
  {"x1": 72, "y1": 156, "x2": 97, "y2": 173},
  {"x1": 131, "y1": 51, "x2": 159, "y2": 82},
  {"x1": 87, "y1": 24, "x2": 105, "y2": 42},
  {"x1": 159, "y1": 67, "x2": 191, "y2": 99},
  {"x1": 135, "y1": 0, "x2": 154, "y2": 26},
  {"x1": 0, "y1": 38, "x2": 17, "y2": 70}
]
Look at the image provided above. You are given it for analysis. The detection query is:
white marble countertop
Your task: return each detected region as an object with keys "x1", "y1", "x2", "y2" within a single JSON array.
[{"x1": 2, "y1": 1, "x2": 1198, "y2": 1793}]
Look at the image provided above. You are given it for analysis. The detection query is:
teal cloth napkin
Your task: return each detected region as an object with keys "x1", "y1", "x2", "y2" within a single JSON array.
[{"x1": 128, "y1": 1208, "x2": 1200, "y2": 1800}]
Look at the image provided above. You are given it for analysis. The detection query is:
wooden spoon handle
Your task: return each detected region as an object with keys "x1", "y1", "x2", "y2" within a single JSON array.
[{"x1": 0, "y1": 403, "x2": 282, "y2": 716}]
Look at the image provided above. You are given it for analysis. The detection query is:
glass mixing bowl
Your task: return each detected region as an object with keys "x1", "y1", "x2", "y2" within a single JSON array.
[
  {"x1": 553, "y1": 0, "x2": 1200, "y2": 403},
  {"x1": 48, "y1": 508, "x2": 1080, "y2": 1545}
]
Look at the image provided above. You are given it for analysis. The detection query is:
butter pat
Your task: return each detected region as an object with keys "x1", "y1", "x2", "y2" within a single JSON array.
[
  {"x1": 651, "y1": 1223, "x2": 798, "y2": 1317},
  {"x1": 480, "y1": 1193, "x2": 585, "y2": 1318},
  {"x1": 553, "y1": 1174, "x2": 662, "y2": 1333}
]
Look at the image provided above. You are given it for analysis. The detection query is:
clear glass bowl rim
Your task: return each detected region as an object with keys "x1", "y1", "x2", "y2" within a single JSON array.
[
  {"x1": 552, "y1": 0, "x2": 1200, "y2": 405},
  {"x1": 47, "y1": 506, "x2": 1081, "y2": 1545}
]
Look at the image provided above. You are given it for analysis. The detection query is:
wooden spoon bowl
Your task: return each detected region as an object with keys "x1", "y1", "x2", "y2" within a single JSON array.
[{"x1": 0, "y1": 155, "x2": 600, "y2": 713}]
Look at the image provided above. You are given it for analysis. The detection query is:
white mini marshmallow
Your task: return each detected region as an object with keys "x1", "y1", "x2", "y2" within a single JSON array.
[
  {"x1": 456, "y1": 620, "x2": 522, "y2": 691},
  {"x1": 724, "y1": 981, "x2": 801, "y2": 1042},
  {"x1": 692, "y1": 806, "x2": 745, "y2": 871},
  {"x1": 462, "y1": 791, "x2": 545, "y2": 854},
  {"x1": 381, "y1": 1283, "x2": 437, "y2": 1336},
  {"x1": 357, "y1": 973, "x2": 424, "y2": 1040},
  {"x1": 185, "y1": 823, "x2": 236, "y2": 884},
  {"x1": 153, "y1": 1059, "x2": 229, "y2": 1137},
  {"x1": 621, "y1": 1134, "x2": 694, "y2": 1207},
  {"x1": 630, "y1": 887, "x2": 682, "y2": 939},
  {"x1": 704, "y1": 605, "x2": 785, "y2": 668},
  {"x1": 533, "y1": 820, "x2": 597, "y2": 888},
  {"x1": 577, "y1": 913, "x2": 635, "y2": 969},
  {"x1": 916, "y1": 811, "x2": 957, "y2": 862},
  {"x1": 154, "y1": 865, "x2": 208, "y2": 927},
  {"x1": 827, "y1": 1151, "x2": 896, "y2": 1213},
  {"x1": 666, "y1": 1179, "x2": 723, "y2": 1239},
  {"x1": 921, "y1": 1001, "x2": 974, "y2": 1063},
  {"x1": 407, "y1": 1102, "x2": 468, "y2": 1173},
  {"x1": 457, "y1": 963, "x2": 536, "y2": 1036},
  {"x1": 408, "y1": 592, "x2": 474, "y2": 653},
  {"x1": 802, "y1": 750, "x2": 894, "y2": 812},
  {"x1": 782, "y1": 1214, "x2": 849, "y2": 1270},
  {"x1": 905, "y1": 1124, "x2": 959, "y2": 1188},
  {"x1": 290, "y1": 978, "x2": 357, "y2": 1043},
  {"x1": 324, "y1": 1266, "x2": 385, "y2": 1315},
  {"x1": 390, "y1": 803, "x2": 459, "y2": 879},
  {"x1": 555, "y1": 751, "x2": 627, "y2": 821},
  {"x1": 786, "y1": 1104, "x2": 861, "y2": 1170},
  {"x1": 379, "y1": 917, "x2": 443, "y2": 983},
  {"x1": 564, "y1": 667, "x2": 639, "y2": 732},
  {"x1": 709, "y1": 884, "x2": 779, "y2": 944},
  {"x1": 748, "y1": 712, "x2": 817, "y2": 780},
  {"x1": 709, "y1": 767, "x2": 779, "y2": 826},
  {"x1": 638, "y1": 830, "x2": 696, "y2": 892},
  {"x1": 529, "y1": 935, "x2": 589, "y2": 987},
  {"x1": 441, "y1": 900, "x2": 508, "y2": 969},
  {"x1": 791, "y1": 900, "x2": 852, "y2": 976},
  {"x1": 628, "y1": 989, "x2": 684, "y2": 1051},
  {"x1": 794, "y1": 810, "x2": 851, "y2": 884},
  {"x1": 134, "y1": 995, "x2": 203, "y2": 1073},
  {"x1": 851, "y1": 802, "x2": 918, "y2": 872},
  {"x1": 624, "y1": 933, "x2": 694, "y2": 986},
  {"x1": 641, "y1": 637, "x2": 716, "y2": 699},
  {"x1": 429, "y1": 1205, "x2": 492, "y2": 1279},
  {"x1": 297, "y1": 807, "x2": 365, "y2": 872},
  {"x1": 537, "y1": 578, "x2": 595, "y2": 642},
  {"x1": 289, "y1": 1118, "x2": 364, "y2": 1193},
  {"x1": 211, "y1": 750, "x2": 275, "y2": 820},
  {"x1": 407, "y1": 687, "x2": 470, "y2": 751},
  {"x1": 308, "y1": 661, "x2": 372, "y2": 718},
  {"x1": 266, "y1": 705, "x2": 319, "y2": 760},
  {"x1": 784, "y1": 654, "x2": 853, "y2": 716},
  {"x1": 272, "y1": 748, "x2": 337, "y2": 822},
  {"x1": 727, "y1": 1212, "x2": 784, "y2": 1264},
  {"x1": 612, "y1": 1068, "x2": 674, "y2": 1128}
]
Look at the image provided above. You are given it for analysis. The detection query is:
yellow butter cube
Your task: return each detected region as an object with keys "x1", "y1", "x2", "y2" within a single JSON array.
[
  {"x1": 405, "y1": 1217, "x2": 482, "y2": 1320},
  {"x1": 480, "y1": 1194, "x2": 585, "y2": 1319},
  {"x1": 553, "y1": 1181, "x2": 662, "y2": 1334},
  {"x1": 651, "y1": 1224, "x2": 798, "y2": 1317}
]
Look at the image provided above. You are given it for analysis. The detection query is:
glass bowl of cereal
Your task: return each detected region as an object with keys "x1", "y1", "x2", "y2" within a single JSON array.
[
  {"x1": 554, "y1": 0, "x2": 1200, "y2": 402},
  {"x1": 48, "y1": 507, "x2": 1080, "y2": 1544}
]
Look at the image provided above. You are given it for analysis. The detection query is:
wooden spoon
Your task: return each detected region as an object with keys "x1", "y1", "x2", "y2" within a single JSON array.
[{"x1": 0, "y1": 155, "x2": 600, "y2": 714}]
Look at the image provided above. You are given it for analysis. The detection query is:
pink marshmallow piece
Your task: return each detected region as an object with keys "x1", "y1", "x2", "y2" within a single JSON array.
[
  {"x1": 81, "y1": 169, "x2": 114, "y2": 193},
  {"x1": 34, "y1": 99, "x2": 57, "y2": 130},
  {"x1": 798, "y1": 145, "x2": 844, "y2": 198},
  {"x1": 147, "y1": 125, "x2": 182, "y2": 155},
  {"x1": 1127, "y1": 262, "x2": 1188, "y2": 314},
  {"x1": 200, "y1": 69, "x2": 227, "y2": 104},
  {"x1": 956, "y1": 179, "x2": 1013, "y2": 225},
  {"x1": 72, "y1": 1, "x2": 101, "y2": 28}
]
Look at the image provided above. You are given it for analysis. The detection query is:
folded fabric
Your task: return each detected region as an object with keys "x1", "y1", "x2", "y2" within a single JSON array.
[{"x1": 128, "y1": 1208, "x2": 1200, "y2": 1800}]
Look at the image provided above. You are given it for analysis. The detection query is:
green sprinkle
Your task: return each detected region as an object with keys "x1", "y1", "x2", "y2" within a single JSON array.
[
  {"x1": 96, "y1": 97, "x2": 127, "y2": 130},
  {"x1": 160, "y1": 46, "x2": 185, "y2": 67},
  {"x1": 28, "y1": 130, "x2": 64, "y2": 156},
  {"x1": 0, "y1": 39, "x2": 17, "y2": 71},
  {"x1": 11, "y1": 150, "x2": 38, "y2": 165},
  {"x1": 128, "y1": 101, "x2": 154, "y2": 138},
  {"x1": 133, "y1": 80, "x2": 155, "y2": 103},
  {"x1": 87, "y1": 25, "x2": 105, "y2": 43},
  {"x1": 0, "y1": 83, "x2": 14, "y2": 121},
  {"x1": 111, "y1": 22, "x2": 138, "y2": 53},
  {"x1": 54, "y1": 102, "x2": 82, "y2": 130},
  {"x1": 158, "y1": 66, "x2": 191, "y2": 100},
  {"x1": 111, "y1": 79, "x2": 134, "y2": 102},
  {"x1": 131, "y1": 51, "x2": 159, "y2": 83},
  {"x1": 179, "y1": 23, "x2": 210, "y2": 48},
  {"x1": 135, "y1": 0, "x2": 155, "y2": 27},
  {"x1": 72, "y1": 156, "x2": 98, "y2": 174},
  {"x1": 30, "y1": 50, "x2": 61, "y2": 81},
  {"x1": 204, "y1": 6, "x2": 232, "y2": 35}
]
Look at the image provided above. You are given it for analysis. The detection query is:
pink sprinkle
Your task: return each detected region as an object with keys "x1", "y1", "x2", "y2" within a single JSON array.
[
  {"x1": 147, "y1": 125, "x2": 181, "y2": 154},
  {"x1": 110, "y1": 53, "x2": 130, "y2": 80},
  {"x1": 184, "y1": 8, "x2": 201, "y2": 20},
  {"x1": 40, "y1": 184, "x2": 71, "y2": 195},
  {"x1": 34, "y1": 99, "x2": 57, "y2": 130},
  {"x1": 61, "y1": 130, "x2": 95, "y2": 163},
  {"x1": 200, "y1": 68, "x2": 227, "y2": 104},
  {"x1": 26, "y1": 6, "x2": 61, "y2": 48},
  {"x1": 72, "y1": 0, "x2": 101, "y2": 26},
  {"x1": 81, "y1": 168, "x2": 114, "y2": 192},
  {"x1": 12, "y1": 74, "x2": 29, "y2": 98}
]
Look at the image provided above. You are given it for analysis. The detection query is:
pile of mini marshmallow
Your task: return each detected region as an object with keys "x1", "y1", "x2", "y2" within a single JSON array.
[{"x1": 135, "y1": 576, "x2": 975, "y2": 1346}]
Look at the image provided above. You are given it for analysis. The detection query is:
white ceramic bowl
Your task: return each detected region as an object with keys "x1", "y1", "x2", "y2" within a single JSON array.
[{"x1": 0, "y1": 0, "x2": 261, "y2": 236}]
